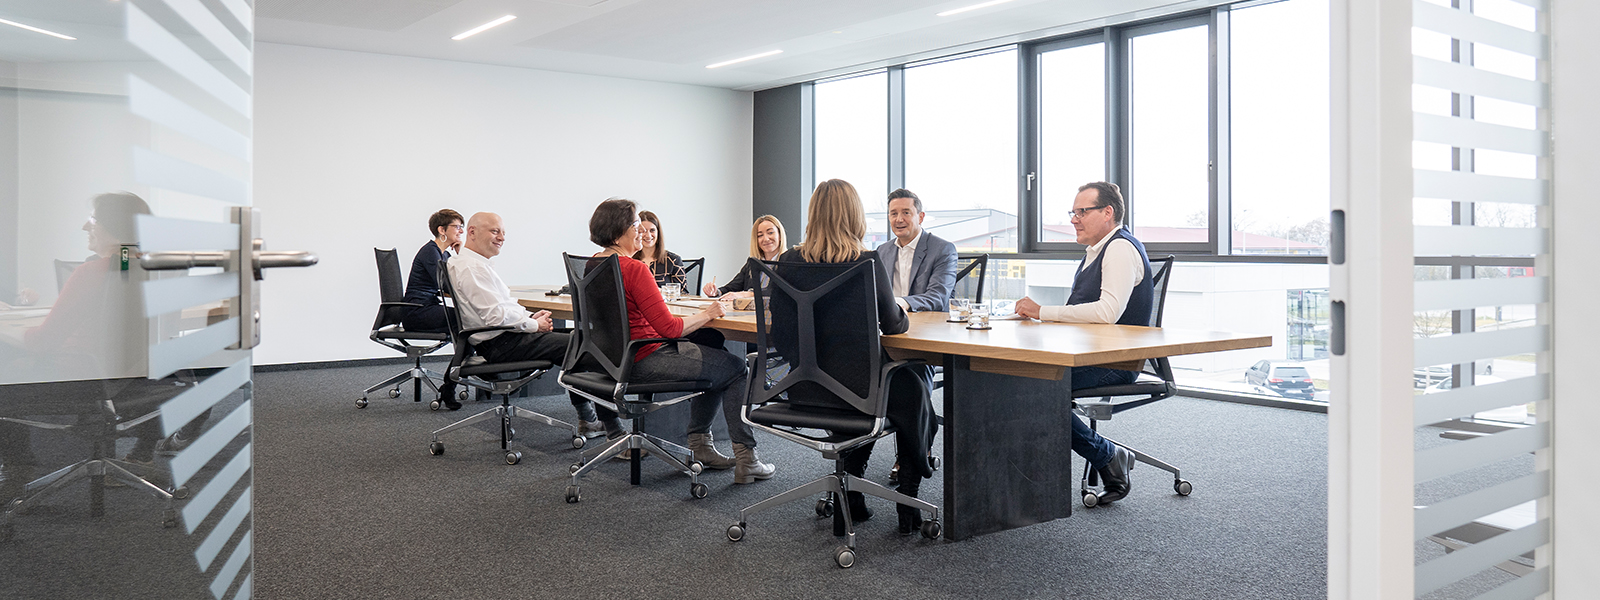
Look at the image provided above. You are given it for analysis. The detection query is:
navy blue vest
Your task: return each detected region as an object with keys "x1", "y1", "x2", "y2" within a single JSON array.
[{"x1": 1067, "y1": 228, "x2": 1154, "y2": 326}]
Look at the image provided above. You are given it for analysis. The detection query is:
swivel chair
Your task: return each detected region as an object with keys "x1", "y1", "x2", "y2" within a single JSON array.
[
  {"x1": 951, "y1": 253, "x2": 988, "y2": 304},
  {"x1": 1072, "y1": 255, "x2": 1190, "y2": 507},
  {"x1": 558, "y1": 253, "x2": 712, "y2": 503},
  {"x1": 680, "y1": 257, "x2": 705, "y2": 296},
  {"x1": 724, "y1": 258, "x2": 940, "y2": 569},
  {"x1": 426, "y1": 261, "x2": 585, "y2": 465},
  {"x1": 358, "y1": 248, "x2": 449, "y2": 408}
]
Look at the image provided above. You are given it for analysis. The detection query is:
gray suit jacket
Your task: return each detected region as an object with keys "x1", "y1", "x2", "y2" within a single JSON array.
[{"x1": 875, "y1": 230, "x2": 958, "y2": 313}]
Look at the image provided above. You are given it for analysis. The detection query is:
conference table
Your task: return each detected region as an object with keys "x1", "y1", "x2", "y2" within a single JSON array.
[{"x1": 510, "y1": 285, "x2": 1271, "y2": 541}]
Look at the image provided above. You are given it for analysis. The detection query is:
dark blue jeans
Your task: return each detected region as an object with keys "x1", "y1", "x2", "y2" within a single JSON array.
[{"x1": 1071, "y1": 366, "x2": 1136, "y2": 469}]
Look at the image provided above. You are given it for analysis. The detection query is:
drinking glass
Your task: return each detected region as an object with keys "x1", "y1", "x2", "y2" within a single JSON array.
[
  {"x1": 660, "y1": 283, "x2": 680, "y2": 302},
  {"x1": 968, "y1": 302, "x2": 991, "y2": 329},
  {"x1": 948, "y1": 298, "x2": 971, "y2": 322}
]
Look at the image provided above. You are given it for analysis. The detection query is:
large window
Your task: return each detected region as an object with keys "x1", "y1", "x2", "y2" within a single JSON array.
[
  {"x1": 1037, "y1": 40, "x2": 1106, "y2": 241},
  {"x1": 814, "y1": 72, "x2": 887, "y2": 203},
  {"x1": 903, "y1": 49, "x2": 1018, "y2": 251},
  {"x1": 1128, "y1": 22, "x2": 1210, "y2": 244}
]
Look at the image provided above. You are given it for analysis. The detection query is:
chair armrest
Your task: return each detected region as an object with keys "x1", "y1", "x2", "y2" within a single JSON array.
[
  {"x1": 617, "y1": 337, "x2": 690, "y2": 381},
  {"x1": 872, "y1": 358, "x2": 928, "y2": 417},
  {"x1": 459, "y1": 325, "x2": 518, "y2": 342},
  {"x1": 379, "y1": 301, "x2": 425, "y2": 309}
]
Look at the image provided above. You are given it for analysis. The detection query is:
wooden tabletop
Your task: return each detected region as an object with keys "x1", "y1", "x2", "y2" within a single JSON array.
[{"x1": 510, "y1": 285, "x2": 1270, "y2": 379}]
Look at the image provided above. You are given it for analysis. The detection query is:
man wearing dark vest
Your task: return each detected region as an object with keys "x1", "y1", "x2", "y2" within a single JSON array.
[{"x1": 1015, "y1": 181, "x2": 1151, "y2": 504}]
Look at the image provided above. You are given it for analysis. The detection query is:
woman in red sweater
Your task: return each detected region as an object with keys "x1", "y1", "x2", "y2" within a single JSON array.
[{"x1": 586, "y1": 198, "x2": 775, "y2": 483}]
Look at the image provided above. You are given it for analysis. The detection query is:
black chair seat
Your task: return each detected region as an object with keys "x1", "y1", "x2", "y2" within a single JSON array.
[
  {"x1": 375, "y1": 329, "x2": 449, "y2": 342},
  {"x1": 1072, "y1": 380, "x2": 1175, "y2": 399},
  {"x1": 748, "y1": 403, "x2": 879, "y2": 436},
  {"x1": 558, "y1": 370, "x2": 712, "y2": 400},
  {"x1": 458, "y1": 358, "x2": 552, "y2": 378}
]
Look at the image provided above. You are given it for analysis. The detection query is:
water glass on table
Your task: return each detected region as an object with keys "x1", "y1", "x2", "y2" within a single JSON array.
[
  {"x1": 660, "y1": 283, "x2": 680, "y2": 302},
  {"x1": 967, "y1": 302, "x2": 991, "y2": 330},
  {"x1": 948, "y1": 298, "x2": 971, "y2": 322}
]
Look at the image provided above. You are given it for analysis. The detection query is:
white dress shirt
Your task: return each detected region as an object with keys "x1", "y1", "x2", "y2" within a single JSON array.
[
  {"x1": 892, "y1": 231, "x2": 920, "y2": 313},
  {"x1": 1040, "y1": 226, "x2": 1146, "y2": 324},
  {"x1": 448, "y1": 248, "x2": 539, "y2": 344}
]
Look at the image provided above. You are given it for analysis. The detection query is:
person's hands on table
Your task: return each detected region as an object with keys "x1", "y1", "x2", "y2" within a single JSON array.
[{"x1": 1014, "y1": 297, "x2": 1043, "y2": 320}]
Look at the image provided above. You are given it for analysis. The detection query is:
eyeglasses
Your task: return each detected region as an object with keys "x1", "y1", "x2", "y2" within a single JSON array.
[
  {"x1": 451, "y1": 224, "x2": 465, "y2": 231},
  {"x1": 1068, "y1": 205, "x2": 1109, "y2": 220}
]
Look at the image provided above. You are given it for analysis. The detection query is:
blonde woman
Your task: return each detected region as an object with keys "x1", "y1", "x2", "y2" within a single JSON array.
[
  {"x1": 702, "y1": 215, "x2": 787, "y2": 298},
  {"x1": 771, "y1": 179, "x2": 937, "y2": 535}
]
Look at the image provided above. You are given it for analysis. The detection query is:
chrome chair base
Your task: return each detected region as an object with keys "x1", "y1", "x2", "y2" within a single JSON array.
[
  {"x1": 1080, "y1": 430, "x2": 1192, "y2": 506},
  {"x1": 565, "y1": 423, "x2": 706, "y2": 503},
  {"x1": 0, "y1": 457, "x2": 184, "y2": 537},
  {"x1": 729, "y1": 471, "x2": 939, "y2": 552},
  {"x1": 428, "y1": 397, "x2": 582, "y2": 465}
]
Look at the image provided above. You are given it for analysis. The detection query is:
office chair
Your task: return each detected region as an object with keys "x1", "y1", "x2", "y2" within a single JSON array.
[
  {"x1": 724, "y1": 258, "x2": 940, "y2": 569},
  {"x1": 53, "y1": 259, "x2": 85, "y2": 292},
  {"x1": 951, "y1": 253, "x2": 988, "y2": 304},
  {"x1": 426, "y1": 261, "x2": 585, "y2": 465},
  {"x1": 358, "y1": 248, "x2": 449, "y2": 409},
  {"x1": 680, "y1": 257, "x2": 705, "y2": 295},
  {"x1": 558, "y1": 253, "x2": 712, "y2": 503},
  {"x1": 1071, "y1": 255, "x2": 1189, "y2": 507}
]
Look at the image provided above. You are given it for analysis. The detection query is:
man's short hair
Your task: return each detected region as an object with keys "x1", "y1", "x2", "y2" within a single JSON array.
[
  {"x1": 888, "y1": 188, "x2": 923, "y2": 214},
  {"x1": 1078, "y1": 181, "x2": 1125, "y2": 224},
  {"x1": 589, "y1": 197, "x2": 638, "y2": 248},
  {"x1": 427, "y1": 209, "x2": 463, "y2": 238}
]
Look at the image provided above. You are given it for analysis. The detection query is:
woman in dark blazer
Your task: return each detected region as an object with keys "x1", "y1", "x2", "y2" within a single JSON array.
[
  {"x1": 400, "y1": 209, "x2": 462, "y2": 333},
  {"x1": 703, "y1": 214, "x2": 787, "y2": 298}
]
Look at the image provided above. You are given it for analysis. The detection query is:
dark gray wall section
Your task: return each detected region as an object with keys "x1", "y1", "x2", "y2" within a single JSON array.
[{"x1": 752, "y1": 83, "x2": 811, "y2": 236}]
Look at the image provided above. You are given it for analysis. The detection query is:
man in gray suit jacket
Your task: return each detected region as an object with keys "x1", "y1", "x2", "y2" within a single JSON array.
[{"x1": 876, "y1": 189, "x2": 958, "y2": 313}]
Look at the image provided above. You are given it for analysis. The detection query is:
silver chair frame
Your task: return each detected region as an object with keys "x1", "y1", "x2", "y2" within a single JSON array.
[
  {"x1": 361, "y1": 328, "x2": 448, "y2": 405},
  {"x1": 559, "y1": 385, "x2": 705, "y2": 498}
]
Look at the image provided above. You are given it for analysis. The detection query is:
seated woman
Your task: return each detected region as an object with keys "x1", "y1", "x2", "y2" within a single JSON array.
[
  {"x1": 586, "y1": 199, "x2": 774, "y2": 483},
  {"x1": 777, "y1": 179, "x2": 937, "y2": 535},
  {"x1": 400, "y1": 209, "x2": 463, "y2": 333},
  {"x1": 635, "y1": 210, "x2": 723, "y2": 348},
  {"x1": 702, "y1": 214, "x2": 787, "y2": 299}
]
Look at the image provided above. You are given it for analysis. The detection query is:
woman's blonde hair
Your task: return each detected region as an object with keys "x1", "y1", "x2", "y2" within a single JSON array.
[
  {"x1": 799, "y1": 179, "x2": 867, "y2": 263},
  {"x1": 748, "y1": 214, "x2": 788, "y2": 259}
]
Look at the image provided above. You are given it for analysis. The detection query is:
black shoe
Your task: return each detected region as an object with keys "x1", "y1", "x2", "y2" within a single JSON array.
[
  {"x1": 1095, "y1": 445, "x2": 1135, "y2": 504},
  {"x1": 846, "y1": 491, "x2": 873, "y2": 523},
  {"x1": 442, "y1": 395, "x2": 462, "y2": 411},
  {"x1": 897, "y1": 504, "x2": 924, "y2": 535}
]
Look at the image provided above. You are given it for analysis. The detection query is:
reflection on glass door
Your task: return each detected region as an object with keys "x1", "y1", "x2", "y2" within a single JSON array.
[{"x1": 0, "y1": 1, "x2": 258, "y2": 597}]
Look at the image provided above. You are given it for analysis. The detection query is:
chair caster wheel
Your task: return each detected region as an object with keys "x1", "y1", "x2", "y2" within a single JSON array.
[
  {"x1": 171, "y1": 486, "x2": 190, "y2": 500},
  {"x1": 1175, "y1": 479, "x2": 1193, "y2": 496},
  {"x1": 834, "y1": 546, "x2": 856, "y2": 568},
  {"x1": 815, "y1": 498, "x2": 834, "y2": 518},
  {"x1": 429, "y1": 442, "x2": 444, "y2": 456},
  {"x1": 921, "y1": 520, "x2": 942, "y2": 540},
  {"x1": 429, "y1": 400, "x2": 441, "y2": 411},
  {"x1": 570, "y1": 462, "x2": 583, "y2": 475},
  {"x1": 356, "y1": 397, "x2": 369, "y2": 409},
  {"x1": 458, "y1": 390, "x2": 471, "y2": 402},
  {"x1": 727, "y1": 523, "x2": 745, "y2": 542},
  {"x1": 505, "y1": 451, "x2": 522, "y2": 465},
  {"x1": 690, "y1": 482, "x2": 709, "y2": 499},
  {"x1": 689, "y1": 461, "x2": 704, "y2": 475},
  {"x1": 571, "y1": 436, "x2": 586, "y2": 449},
  {"x1": 506, "y1": 428, "x2": 515, "y2": 440},
  {"x1": 388, "y1": 388, "x2": 401, "y2": 398},
  {"x1": 929, "y1": 456, "x2": 941, "y2": 471},
  {"x1": 1082, "y1": 491, "x2": 1099, "y2": 508},
  {"x1": 565, "y1": 486, "x2": 581, "y2": 503}
]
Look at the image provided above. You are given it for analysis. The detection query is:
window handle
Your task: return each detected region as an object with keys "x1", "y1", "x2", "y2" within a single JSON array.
[{"x1": 1026, "y1": 172, "x2": 1035, "y2": 191}]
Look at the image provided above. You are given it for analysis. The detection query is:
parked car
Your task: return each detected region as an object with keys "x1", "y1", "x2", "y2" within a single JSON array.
[{"x1": 1244, "y1": 361, "x2": 1316, "y2": 399}]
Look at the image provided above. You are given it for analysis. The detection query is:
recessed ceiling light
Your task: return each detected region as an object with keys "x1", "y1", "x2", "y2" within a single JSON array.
[
  {"x1": 452, "y1": 15, "x2": 516, "y2": 41},
  {"x1": 0, "y1": 17, "x2": 76, "y2": 40},
  {"x1": 706, "y1": 50, "x2": 782, "y2": 69},
  {"x1": 936, "y1": 0, "x2": 1015, "y2": 17}
]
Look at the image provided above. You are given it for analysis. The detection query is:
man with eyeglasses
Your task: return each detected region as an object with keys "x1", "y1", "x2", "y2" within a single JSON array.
[{"x1": 1014, "y1": 181, "x2": 1154, "y2": 505}]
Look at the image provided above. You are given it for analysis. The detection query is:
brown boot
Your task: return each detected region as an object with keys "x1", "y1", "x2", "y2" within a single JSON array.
[
  {"x1": 687, "y1": 433, "x2": 736, "y2": 470},
  {"x1": 732, "y1": 443, "x2": 775, "y2": 484}
]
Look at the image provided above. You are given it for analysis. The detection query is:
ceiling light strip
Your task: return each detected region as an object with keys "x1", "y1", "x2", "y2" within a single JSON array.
[
  {"x1": 706, "y1": 50, "x2": 782, "y2": 69},
  {"x1": 0, "y1": 17, "x2": 75, "y2": 40},
  {"x1": 452, "y1": 15, "x2": 516, "y2": 41},
  {"x1": 937, "y1": 0, "x2": 1015, "y2": 18}
]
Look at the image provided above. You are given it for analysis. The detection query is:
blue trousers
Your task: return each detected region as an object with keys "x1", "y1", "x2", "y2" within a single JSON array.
[{"x1": 1071, "y1": 366, "x2": 1136, "y2": 469}]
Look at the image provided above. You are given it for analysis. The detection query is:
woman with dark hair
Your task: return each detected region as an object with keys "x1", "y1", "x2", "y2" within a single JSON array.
[
  {"x1": 777, "y1": 179, "x2": 937, "y2": 535},
  {"x1": 585, "y1": 198, "x2": 775, "y2": 483},
  {"x1": 631, "y1": 211, "x2": 687, "y2": 290},
  {"x1": 400, "y1": 209, "x2": 463, "y2": 333}
]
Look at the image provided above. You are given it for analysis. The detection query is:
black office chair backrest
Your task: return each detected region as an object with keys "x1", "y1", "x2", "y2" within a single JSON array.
[
  {"x1": 749, "y1": 258, "x2": 886, "y2": 418},
  {"x1": 951, "y1": 254, "x2": 988, "y2": 304},
  {"x1": 680, "y1": 257, "x2": 705, "y2": 295},
  {"x1": 561, "y1": 253, "x2": 632, "y2": 380},
  {"x1": 1148, "y1": 255, "x2": 1176, "y2": 328},
  {"x1": 373, "y1": 248, "x2": 407, "y2": 329},
  {"x1": 436, "y1": 260, "x2": 473, "y2": 362}
]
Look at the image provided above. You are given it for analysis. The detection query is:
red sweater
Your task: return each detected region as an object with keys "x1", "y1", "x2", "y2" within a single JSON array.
[{"x1": 619, "y1": 255, "x2": 683, "y2": 363}]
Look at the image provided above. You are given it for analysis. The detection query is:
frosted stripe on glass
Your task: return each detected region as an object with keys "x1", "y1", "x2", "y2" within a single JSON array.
[
  {"x1": 162, "y1": 357, "x2": 249, "y2": 436},
  {"x1": 1412, "y1": 56, "x2": 1547, "y2": 107},
  {"x1": 1414, "y1": 374, "x2": 1547, "y2": 427},
  {"x1": 1416, "y1": 519, "x2": 1547, "y2": 596},
  {"x1": 196, "y1": 487, "x2": 250, "y2": 571},
  {"x1": 160, "y1": 0, "x2": 251, "y2": 75},
  {"x1": 1414, "y1": 326, "x2": 1547, "y2": 368},
  {"x1": 134, "y1": 147, "x2": 248, "y2": 205},
  {"x1": 1414, "y1": 277, "x2": 1546, "y2": 312},
  {"x1": 172, "y1": 399, "x2": 251, "y2": 488},
  {"x1": 126, "y1": 4, "x2": 249, "y2": 117},
  {"x1": 1414, "y1": 226, "x2": 1546, "y2": 257},
  {"x1": 183, "y1": 443, "x2": 251, "y2": 534},
  {"x1": 150, "y1": 318, "x2": 240, "y2": 379},
  {"x1": 1413, "y1": 169, "x2": 1547, "y2": 206},
  {"x1": 1471, "y1": 568, "x2": 1549, "y2": 600},
  {"x1": 218, "y1": 0, "x2": 253, "y2": 34},
  {"x1": 230, "y1": 573, "x2": 252, "y2": 600},
  {"x1": 1415, "y1": 471, "x2": 1547, "y2": 540},
  {"x1": 129, "y1": 76, "x2": 250, "y2": 161},
  {"x1": 210, "y1": 529, "x2": 252, "y2": 600},
  {"x1": 1414, "y1": 113, "x2": 1547, "y2": 156},
  {"x1": 144, "y1": 272, "x2": 237, "y2": 317},
  {"x1": 1415, "y1": 423, "x2": 1548, "y2": 484},
  {"x1": 1412, "y1": 0, "x2": 1546, "y2": 59},
  {"x1": 136, "y1": 214, "x2": 240, "y2": 253}
]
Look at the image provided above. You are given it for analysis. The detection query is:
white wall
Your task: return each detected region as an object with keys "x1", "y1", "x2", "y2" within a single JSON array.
[{"x1": 252, "y1": 43, "x2": 754, "y2": 365}]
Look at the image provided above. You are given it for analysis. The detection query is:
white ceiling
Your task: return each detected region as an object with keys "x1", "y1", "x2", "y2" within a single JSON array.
[{"x1": 254, "y1": 0, "x2": 1227, "y2": 91}]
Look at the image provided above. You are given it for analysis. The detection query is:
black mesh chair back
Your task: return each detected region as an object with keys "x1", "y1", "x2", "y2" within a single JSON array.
[
  {"x1": 750, "y1": 258, "x2": 886, "y2": 418},
  {"x1": 951, "y1": 254, "x2": 987, "y2": 304},
  {"x1": 437, "y1": 259, "x2": 473, "y2": 365},
  {"x1": 561, "y1": 253, "x2": 631, "y2": 382},
  {"x1": 1148, "y1": 255, "x2": 1175, "y2": 328},
  {"x1": 372, "y1": 248, "x2": 408, "y2": 330},
  {"x1": 680, "y1": 257, "x2": 705, "y2": 295}
]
